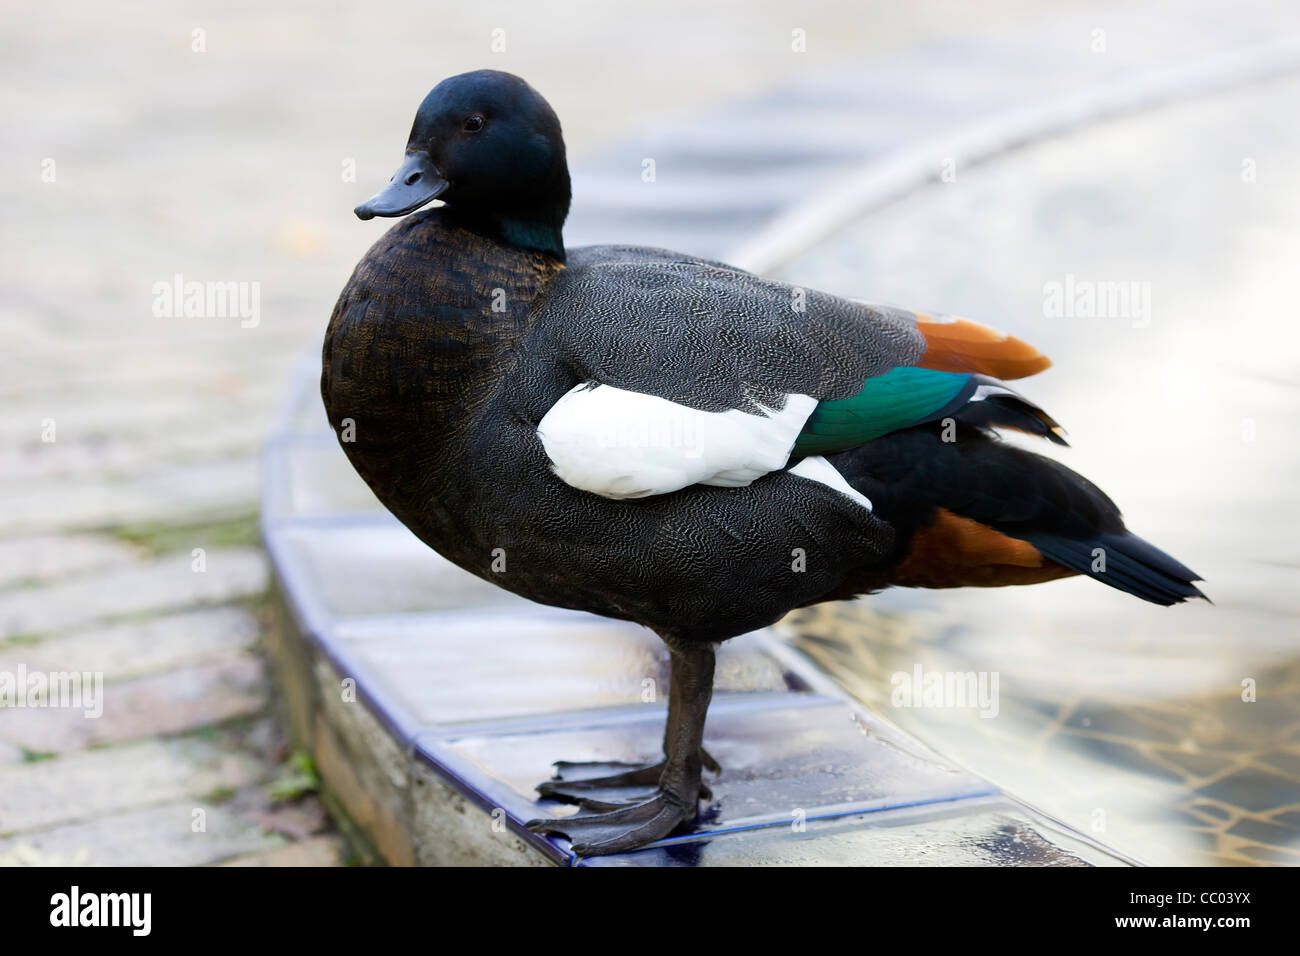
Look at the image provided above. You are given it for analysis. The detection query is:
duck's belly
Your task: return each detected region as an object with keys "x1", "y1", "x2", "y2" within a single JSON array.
[
  {"x1": 394, "y1": 417, "x2": 895, "y2": 644},
  {"x1": 325, "y1": 345, "x2": 894, "y2": 642}
]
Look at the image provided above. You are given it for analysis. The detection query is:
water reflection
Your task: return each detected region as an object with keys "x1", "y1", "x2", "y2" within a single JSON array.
[{"x1": 773, "y1": 74, "x2": 1300, "y2": 865}]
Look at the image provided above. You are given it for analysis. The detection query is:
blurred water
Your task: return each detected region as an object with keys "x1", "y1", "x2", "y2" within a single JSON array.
[{"x1": 773, "y1": 74, "x2": 1300, "y2": 865}]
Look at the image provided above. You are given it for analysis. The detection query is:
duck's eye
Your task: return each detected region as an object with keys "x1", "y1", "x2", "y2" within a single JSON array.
[{"x1": 463, "y1": 114, "x2": 485, "y2": 133}]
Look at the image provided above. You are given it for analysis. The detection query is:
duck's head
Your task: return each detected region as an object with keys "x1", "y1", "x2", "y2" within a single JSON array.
[{"x1": 355, "y1": 70, "x2": 571, "y2": 257}]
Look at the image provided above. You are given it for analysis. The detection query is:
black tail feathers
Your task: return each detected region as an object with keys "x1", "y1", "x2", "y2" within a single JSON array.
[
  {"x1": 837, "y1": 421, "x2": 1206, "y2": 607},
  {"x1": 1025, "y1": 530, "x2": 1205, "y2": 606}
]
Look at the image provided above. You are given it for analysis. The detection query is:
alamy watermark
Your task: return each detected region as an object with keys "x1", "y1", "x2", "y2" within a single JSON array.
[
  {"x1": 151, "y1": 273, "x2": 260, "y2": 328},
  {"x1": 50, "y1": 886, "x2": 150, "y2": 936},
  {"x1": 596, "y1": 416, "x2": 703, "y2": 457},
  {"x1": 0, "y1": 665, "x2": 103, "y2": 718},
  {"x1": 891, "y1": 664, "x2": 999, "y2": 718},
  {"x1": 1043, "y1": 273, "x2": 1151, "y2": 328}
]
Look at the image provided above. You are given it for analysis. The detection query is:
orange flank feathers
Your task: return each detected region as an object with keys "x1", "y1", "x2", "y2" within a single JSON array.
[
  {"x1": 890, "y1": 508, "x2": 1076, "y2": 589},
  {"x1": 913, "y1": 312, "x2": 1052, "y2": 381}
]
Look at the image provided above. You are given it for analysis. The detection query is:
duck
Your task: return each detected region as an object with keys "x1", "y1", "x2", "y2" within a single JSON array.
[{"x1": 322, "y1": 69, "x2": 1205, "y2": 857}]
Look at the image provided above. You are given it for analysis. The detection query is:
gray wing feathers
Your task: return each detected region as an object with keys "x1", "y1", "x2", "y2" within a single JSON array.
[{"x1": 543, "y1": 245, "x2": 924, "y2": 413}]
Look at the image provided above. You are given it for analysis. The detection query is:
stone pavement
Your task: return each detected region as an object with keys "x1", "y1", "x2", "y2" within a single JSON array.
[{"x1": 1, "y1": 0, "x2": 1057, "y2": 865}]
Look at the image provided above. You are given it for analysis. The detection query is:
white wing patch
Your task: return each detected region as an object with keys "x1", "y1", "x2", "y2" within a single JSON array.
[
  {"x1": 788, "y1": 456, "x2": 873, "y2": 512},
  {"x1": 538, "y1": 383, "x2": 817, "y2": 499}
]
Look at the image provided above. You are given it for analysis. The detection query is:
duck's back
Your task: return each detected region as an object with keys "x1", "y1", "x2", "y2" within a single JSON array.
[{"x1": 547, "y1": 244, "x2": 924, "y2": 412}]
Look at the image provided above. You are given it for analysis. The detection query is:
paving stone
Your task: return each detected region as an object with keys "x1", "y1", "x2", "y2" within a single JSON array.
[
  {"x1": 219, "y1": 833, "x2": 347, "y2": 867},
  {"x1": 229, "y1": 791, "x2": 331, "y2": 843},
  {"x1": 0, "y1": 736, "x2": 266, "y2": 834},
  {"x1": 0, "y1": 800, "x2": 286, "y2": 866},
  {"x1": 0, "y1": 459, "x2": 260, "y2": 536},
  {"x1": 0, "y1": 654, "x2": 268, "y2": 754},
  {"x1": 0, "y1": 349, "x2": 294, "y2": 402},
  {"x1": 0, "y1": 391, "x2": 263, "y2": 446},
  {"x1": 0, "y1": 547, "x2": 267, "y2": 638},
  {"x1": 0, "y1": 606, "x2": 259, "y2": 682},
  {"x1": 0, "y1": 534, "x2": 140, "y2": 589},
  {"x1": 0, "y1": 414, "x2": 269, "y2": 484}
]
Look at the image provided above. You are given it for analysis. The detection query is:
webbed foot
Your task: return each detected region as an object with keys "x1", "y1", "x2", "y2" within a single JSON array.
[
  {"x1": 535, "y1": 754, "x2": 717, "y2": 811},
  {"x1": 525, "y1": 642, "x2": 718, "y2": 856},
  {"x1": 526, "y1": 782, "x2": 701, "y2": 855}
]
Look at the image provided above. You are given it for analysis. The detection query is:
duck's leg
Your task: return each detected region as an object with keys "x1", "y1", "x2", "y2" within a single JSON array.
[
  {"x1": 534, "y1": 655, "x2": 721, "y2": 810},
  {"x1": 526, "y1": 641, "x2": 715, "y2": 855}
]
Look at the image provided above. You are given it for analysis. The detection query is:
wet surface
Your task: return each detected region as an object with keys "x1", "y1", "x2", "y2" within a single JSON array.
[
  {"x1": 430, "y1": 697, "x2": 991, "y2": 833},
  {"x1": 576, "y1": 798, "x2": 1124, "y2": 867},
  {"x1": 773, "y1": 74, "x2": 1300, "y2": 866}
]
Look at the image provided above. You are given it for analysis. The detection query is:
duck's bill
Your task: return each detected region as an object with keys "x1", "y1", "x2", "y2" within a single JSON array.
[{"x1": 354, "y1": 151, "x2": 449, "y2": 220}]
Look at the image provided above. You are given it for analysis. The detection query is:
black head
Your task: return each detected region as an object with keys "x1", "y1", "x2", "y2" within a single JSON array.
[{"x1": 354, "y1": 70, "x2": 571, "y2": 257}]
